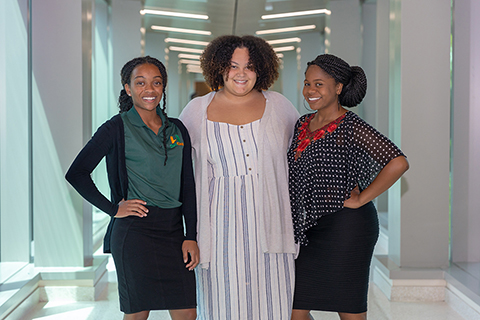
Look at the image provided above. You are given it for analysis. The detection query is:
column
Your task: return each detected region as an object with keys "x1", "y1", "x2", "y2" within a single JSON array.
[
  {"x1": 444, "y1": 1, "x2": 480, "y2": 314},
  {"x1": 325, "y1": 0, "x2": 364, "y2": 116},
  {"x1": 361, "y1": 1, "x2": 377, "y2": 125},
  {"x1": 373, "y1": 0, "x2": 391, "y2": 214},
  {"x1": 372, "y1": 0, "x2": 451, "y2": 302},
  {"x1": 325, "y1": 0, "x2": 362, "y2": 67},
  {"x1": 295, "y1": 31, "x2": 326, "y2": 113},
  {"x1": 31, "y1": 0, "x2": 107, "y2": 301},
  {"x1": 0, "y1": 0, "x2": 31, "y2": 264},
  {"x1": 451, "y1": 0, "x2": 480, "y2": 264},
  {"x1": 110, "y1": 0, "x2": 143, "y2": 100}
]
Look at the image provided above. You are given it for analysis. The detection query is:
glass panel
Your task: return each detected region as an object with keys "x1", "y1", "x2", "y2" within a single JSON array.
[
  {"x1": 92, "y1": 0, "x2": 113, "y2": 251},
  {"x1": 0, "y1": 0, "x2": 31, "y2": 279}
]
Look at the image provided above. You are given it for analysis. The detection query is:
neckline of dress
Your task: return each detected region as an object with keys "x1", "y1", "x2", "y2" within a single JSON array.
[
  {"x1": 305, "y1": 111, "x2": 349, "y2": 134},
  {"x1": 206, "y1": 118, "x2": 261, "y2": 126}
]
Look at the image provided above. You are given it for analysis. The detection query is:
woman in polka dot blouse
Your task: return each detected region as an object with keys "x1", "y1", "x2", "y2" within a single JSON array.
[{"x1": 288, "y1": 54, "x2": 409, "y2": 320}]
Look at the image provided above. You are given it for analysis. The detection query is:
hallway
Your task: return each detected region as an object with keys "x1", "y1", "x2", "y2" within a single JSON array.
[{"x1": 15, "y1": 257, "x2": 468, "y2": 320}]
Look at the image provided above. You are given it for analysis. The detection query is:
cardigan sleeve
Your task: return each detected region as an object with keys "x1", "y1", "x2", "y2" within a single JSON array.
[
  {"x1": 171, "y1": 118, "x2": 197, "y2": 241},
  {"x1": 65, "y1": 118, "x2": 119, "y2": 216}
]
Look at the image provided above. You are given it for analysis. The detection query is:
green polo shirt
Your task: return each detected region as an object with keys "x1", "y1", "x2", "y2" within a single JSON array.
[{"x1": 121, "y1": 106, "x2": 184, "y2": 208}]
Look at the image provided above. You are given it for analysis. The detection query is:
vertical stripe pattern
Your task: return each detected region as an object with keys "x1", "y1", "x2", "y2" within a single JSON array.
[{"x1": 196, "y1": 120, "x2": 295, "y2": 320}]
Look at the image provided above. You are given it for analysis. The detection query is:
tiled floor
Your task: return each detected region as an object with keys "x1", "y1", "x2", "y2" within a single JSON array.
[{"x1": 19, "y1": 258, "x2": 468, "y2": 320}]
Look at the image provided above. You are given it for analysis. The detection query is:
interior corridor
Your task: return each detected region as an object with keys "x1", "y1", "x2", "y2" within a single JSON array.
[{"x1": 12, "y1": 256, "x2": 468, "y2": 320}]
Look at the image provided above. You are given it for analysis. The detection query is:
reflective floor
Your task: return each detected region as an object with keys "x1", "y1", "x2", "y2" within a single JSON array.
[{"x1": 20, "y1": 258, "x2": 468, "y2": 320}]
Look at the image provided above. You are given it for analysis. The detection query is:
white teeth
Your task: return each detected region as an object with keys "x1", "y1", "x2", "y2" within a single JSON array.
[
  {"x1": 143, "y1": 97, "x2": 155, "y2": 101},
  {"x1": 308, "y1": 97, "x2": 320, "y2": 101}
]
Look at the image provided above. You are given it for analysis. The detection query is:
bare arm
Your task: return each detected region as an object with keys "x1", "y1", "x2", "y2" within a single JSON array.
[{"x1": 344, "y1": 156, "x2": 409, "y2": 209}]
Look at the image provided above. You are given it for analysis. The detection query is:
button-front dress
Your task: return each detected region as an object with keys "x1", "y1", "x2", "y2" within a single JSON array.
[{"x1": 195, "y1": 119, "x2": 295, "y2": 320}]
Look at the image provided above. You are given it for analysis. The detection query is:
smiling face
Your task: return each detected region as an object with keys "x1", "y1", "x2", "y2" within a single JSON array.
[
  {"x1": 303, "y1": 64, "x2": 343, "y2": 112},
  {"x1": 222, "y1": 47, "x2": 257, "y2": 97},
  {"x1": 124, "y1": 63, "x2": 164, "y2": 114}
]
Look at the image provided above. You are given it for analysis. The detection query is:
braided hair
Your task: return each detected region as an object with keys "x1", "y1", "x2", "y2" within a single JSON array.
[
  {"x1": 306, "y1": 54, "x2": 367, "y2": 107},
  {"x1": 118, "y1": 56, "x2": 170, "y2": 165}
]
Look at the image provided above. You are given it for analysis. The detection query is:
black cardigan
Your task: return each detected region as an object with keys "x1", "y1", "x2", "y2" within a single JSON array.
[{"x1": 65, "y1": 114, "x2": 197, "y2": 253}]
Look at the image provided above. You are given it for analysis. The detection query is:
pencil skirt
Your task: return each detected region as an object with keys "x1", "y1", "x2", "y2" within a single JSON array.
[
  {"x1": 293, "y1": 201, "x2": 379, "y2": 314},
  {"x1": 110, "y1": 206, "x2": 196, "y2": 314}
]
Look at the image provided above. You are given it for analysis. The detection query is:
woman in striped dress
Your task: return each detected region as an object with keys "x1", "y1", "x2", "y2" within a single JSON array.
[{"x1": 180, "y1": 35, "x2": 299, "y2": 320}]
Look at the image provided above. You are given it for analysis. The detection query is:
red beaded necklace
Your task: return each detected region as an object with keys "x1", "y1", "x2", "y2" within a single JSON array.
[{"x1": 294, "y1": 113, "x2": 346, "y2": 160}]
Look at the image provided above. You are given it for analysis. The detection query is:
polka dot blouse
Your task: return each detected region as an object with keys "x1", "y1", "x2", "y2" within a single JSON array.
[{"x1": 287, "y1": 111, "x2": 405, "y2": 245}]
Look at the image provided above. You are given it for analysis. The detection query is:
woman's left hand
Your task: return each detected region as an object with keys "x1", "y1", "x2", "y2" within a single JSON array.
[
  {"x1": 343, "y1": 186, "x2": 362, "y2": 209},
  {"x1": 182, "y1": 240, "x2": 200, "y2": 271}
]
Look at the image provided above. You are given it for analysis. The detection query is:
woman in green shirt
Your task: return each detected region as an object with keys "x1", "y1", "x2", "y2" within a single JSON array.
[{"x1": 66, "y1": 56, "x2": 198, "y2": 320}]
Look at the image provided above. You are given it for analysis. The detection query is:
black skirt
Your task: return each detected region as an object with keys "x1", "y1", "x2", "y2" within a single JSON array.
[
  {"x1": 110, "y1": 206, "x2": 196, "y2": 314},
  {"x1": 293, "y1": 201, "x2": 379, "y2": 314}
]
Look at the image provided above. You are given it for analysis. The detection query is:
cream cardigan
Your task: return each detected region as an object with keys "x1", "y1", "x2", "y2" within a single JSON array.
[{"x1": 179, "y1": 91, "x2": 299, "y2": 267}]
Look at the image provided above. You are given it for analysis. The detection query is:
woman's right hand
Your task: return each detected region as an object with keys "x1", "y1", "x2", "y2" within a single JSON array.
[{"x1": 115, "y1": 199, "x2": 148, "y2": 218}]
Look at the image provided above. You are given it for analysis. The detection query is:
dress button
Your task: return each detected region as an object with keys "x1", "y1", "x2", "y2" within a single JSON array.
[
  {"x1": 248, "y1": 168, "x2": 252, "y2": 171},
  {"x1": 243, "y1": 140, "x2": 246, "y2": 142},
  {"x1": 240, "y1": 126, "x2": 244, "y2": 129},
  {"x1": 246, "y1": 154, "x2": 249, "y2": 157}
]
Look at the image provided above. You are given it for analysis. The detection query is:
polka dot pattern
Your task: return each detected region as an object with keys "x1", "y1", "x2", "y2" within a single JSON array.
[{"x1": 287, "y1": 111, "x2": 405, "y2": 245}]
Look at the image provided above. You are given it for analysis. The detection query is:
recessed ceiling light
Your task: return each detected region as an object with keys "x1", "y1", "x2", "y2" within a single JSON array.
[
  {"x1": 178, "y1": 54, "x2": 201, "y2": 60},
  {"x1": 141, "y1": 9, "x2": 208, "y2": 20},
  {"x1": 262, "y1": 9, "x2": 331, "y2": 20},
  {"x1": 256, "y1": 25, "x2": 316, "y2": 35},
  {"x1": 151, "y1": 25, "x2": 212, "y2": 36},
  {"x1": 165, "y1": 38, "x2": 209, "y2": 46},
  {"x1": 267, "y1": 37, "x2": 301, "y2": 45},
  {"x1": 273, "y1": 46, "x2": 295, "y2": 52},
  {"x1": 169, "y1": 46, "x2": 204, "y2": 54}
]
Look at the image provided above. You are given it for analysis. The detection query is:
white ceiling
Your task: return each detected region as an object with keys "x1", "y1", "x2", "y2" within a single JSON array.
[{"x1": 143, "y1": 0, "x2": 329, "y2": 43}]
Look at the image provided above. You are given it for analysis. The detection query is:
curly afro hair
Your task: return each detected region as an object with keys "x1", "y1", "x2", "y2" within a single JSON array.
[
  {"x1": 200, "y1": 35, "x2": 279, "y2": 91},
  {"x1": 307, "y1": 54, "x2": 367, "y2": 108}
]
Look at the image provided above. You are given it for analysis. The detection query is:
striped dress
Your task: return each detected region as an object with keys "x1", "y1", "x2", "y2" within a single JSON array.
[{"x1": 196, "y1": 119, "x2": 295, "y2": 320}]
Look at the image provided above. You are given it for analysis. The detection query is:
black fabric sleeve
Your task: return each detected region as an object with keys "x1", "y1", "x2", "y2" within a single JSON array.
[
  {"x1": 350, "y1": 116, "x2": 405, "y2": 190},
  {"x1": 352, "y1": 118, "x2": 405, "y2": 166},
  {"x1": 65, "y1": 119, "x2": 119, "y2": 216},
  {"x1": 171, "y1": 118, "x2": 197, "y2": 241}
]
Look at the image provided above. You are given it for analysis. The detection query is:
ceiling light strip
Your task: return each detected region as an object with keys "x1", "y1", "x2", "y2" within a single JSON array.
[
  {"x1": 267, "y1": 37, "x2": 301, "y2": 45},
  {"x1": 169, "y1": 46, "x2": 204, "y2": 54},
  {"x1": 151, "y1": 25, "x2": 212, "y2": 35},
  {"x1": 273, "y1": 46, "x2": 295, "y2": 52},
  {"x1": 165, "y1": 38, "x2": 209, "y2": 46},
  {"x1": 141, "y1": 9, "x2": 208, "y2": 20},
  {"x1": 256, "y1": 25, "x2": 316, "y2": 35},
  {"x1": 262, "y1": 9, "x2": 331, "y2": 20},
  {"x1": 179, "y1": 59, "x2": 201, "y2": 65},
  {"x1": 178, "y1": 54, "x2": 201, "y2": 60}
]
